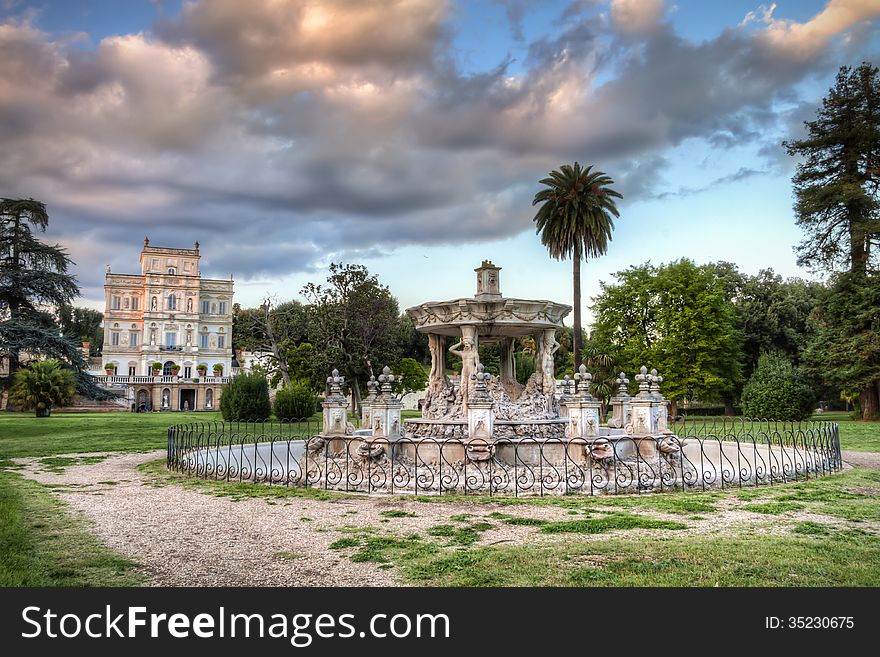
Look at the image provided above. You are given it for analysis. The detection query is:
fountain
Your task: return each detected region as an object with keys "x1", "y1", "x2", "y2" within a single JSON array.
[{"x1": 168, "y1": 261, "x2": 842, "y2": 496}]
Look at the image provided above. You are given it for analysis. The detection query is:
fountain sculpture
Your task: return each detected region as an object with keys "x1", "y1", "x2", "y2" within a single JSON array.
[{"x1": 169, "y1": 261, "x2": 842, "y2": 496}]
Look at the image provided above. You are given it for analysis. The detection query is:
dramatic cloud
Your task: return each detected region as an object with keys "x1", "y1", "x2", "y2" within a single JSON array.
[{"x1": 0, "y1": 0, "x2": 877, "y2": 303}]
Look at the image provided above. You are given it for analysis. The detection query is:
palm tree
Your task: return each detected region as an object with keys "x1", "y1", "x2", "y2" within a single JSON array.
[
  {"x1": 10, "y1": 359, "x2": 76, "y2": 417},
  {"x1": 532, "y1": 163, "x2": 621, "y2": 367}
]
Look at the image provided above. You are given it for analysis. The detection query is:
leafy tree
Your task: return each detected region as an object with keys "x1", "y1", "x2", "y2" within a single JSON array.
[
  {"x1": 10, "y1": 359, "x2": 75, "y2": 417},
  {"x1": 58, "y1": 305, "x2": 104, "y2": 355},
  {"x1": 532, "y1": 163, "x2": 621, "y2": 368},
  {"x1": 393, "y1": 358, "x2": 428, "y2": 395},
  {"x1": 802, "y1": 271, "x2": 880, "y2": 418},
  {"x1": 232, "y1": 298, "x2": 309, "y2": 386},
  {"x1": 302, "y1": 263, "x2": 401, "y2": 413},
  {"x1": 282, "y1": 342, "x2": 320, "y2": 391},
  {"x1": 591, "y1": 259, "x2": 742, "y2": 413},
  {"x1": 0, "y1": 198, "x2": 108, "y2": 407},
  {"x1": 219, "y1": 371, "x2": 271, "y2": 421},
  {"x1": 273, "y1": 380, "x2": 317, "y2": 420},
  {"x1": 740, "y1": 353, "x2": 814, "y2": 421},
  {"x1": 784, "y1": 63, "x2": 880, "y2": 275},
  {"x1": 514, "y1": 350, "x2": 535, "y2": 385},
  {"x1": 731, "y1": 269, "x2": 823, "y2": 378},
  {"x1": 397, "y1": 313, "x2": 429, "y2": 365}
]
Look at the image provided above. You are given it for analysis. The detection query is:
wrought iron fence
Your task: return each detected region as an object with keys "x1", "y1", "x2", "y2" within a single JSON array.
[{"x1": 166, "y1": 417, "x2": 841, "y2": 497}]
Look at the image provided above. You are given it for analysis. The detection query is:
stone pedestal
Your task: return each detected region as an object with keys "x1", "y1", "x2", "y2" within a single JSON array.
[
  {"x1": 361, "y1": 375, "x2": 378, "y2": 429},
  {"x1": 370, "y1": 367, "x2": 403, "y2": 440},
  {"x1": 322, "y1": 369, "x2": 349, "y2": 437},
  {"x1": 609, "y1": 372, "x2": 631, "y2": 428},
  {"x1": 465, "y1": 364, "x2": 495, "y2": 461}
]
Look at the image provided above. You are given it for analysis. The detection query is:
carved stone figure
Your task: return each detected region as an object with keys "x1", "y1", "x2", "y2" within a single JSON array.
[
  {"x1": 540, "y1": 328, "x2": 559, "y2": 396},
  {"x1": 448, "y1": 325, "x2": 479, "y2": 409}
]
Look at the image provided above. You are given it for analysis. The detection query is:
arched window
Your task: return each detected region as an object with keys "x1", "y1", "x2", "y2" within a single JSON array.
[
  {"x1": 168, "y1": 267, "x2": 176, "y2": 275},
  {"x1": 163, "y1": 361, "x2": 175, "y2": 376},
  {"x1": 205, "y1": 388, "x2": 213, "y2": 409},
  {"x1": 168, "y1": 294, "x2": 176, "y2": 310}
]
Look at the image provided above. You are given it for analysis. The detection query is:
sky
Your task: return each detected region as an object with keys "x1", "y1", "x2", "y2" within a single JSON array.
[{"x1": 1, "y1": 0, "x2": 878, "y2": 326}]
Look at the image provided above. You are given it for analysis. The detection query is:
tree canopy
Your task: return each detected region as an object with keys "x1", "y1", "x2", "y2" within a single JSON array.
[
  {"x1": 785, "y1": 63, "x2": 880, "y2": 275},
  {"x1": 0, "y1": 198, "x2": 109, "y2": 403},
  {"x1": 591, "y1": 259, "x2": 742, "y2": 410}
]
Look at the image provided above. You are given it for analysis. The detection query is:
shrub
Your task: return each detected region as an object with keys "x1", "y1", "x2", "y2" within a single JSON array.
[
  {"x1": 220, "y1": 372, "x2": 271, "y2": 421},
  {"x1": 273, "y1": 380, "x2": 318, "y2": 420},
  {"x1": 740, "y1": 353, "x2": 815, "y2": 421},
  {"x1": 393, "y1": 358, "x2": 428, "y2": 395},
  {"x1": 10, "y1": 359, "x2": 76, "y2": 417},
  {"x1": 213, "y1": 363, "x2": 224, "y2": 374}
]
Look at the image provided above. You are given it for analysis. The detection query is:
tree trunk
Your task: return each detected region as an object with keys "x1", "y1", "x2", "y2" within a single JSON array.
[
  {"x1": 572, "y1": 250, "x2": 582, "y2": 369},
  {"x1": 860, "y1": 381, "x2": 880, "y2": 420},
  {"x1": 670, "y1": 400, "x2": 679, "y2": 417},
  {"x1": 263, "y1": 302, "x2": 291, "y2": 386},
  {"x1": 351, "y1": 378, "x2": 361, "y2": 416}
]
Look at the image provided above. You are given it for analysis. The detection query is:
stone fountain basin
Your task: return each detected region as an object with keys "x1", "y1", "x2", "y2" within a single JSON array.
[{"x1": 174, "y1": 435, "x2": 833, "y2": 488}]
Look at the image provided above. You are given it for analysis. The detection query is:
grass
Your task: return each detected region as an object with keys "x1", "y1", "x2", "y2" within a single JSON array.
[
  {"x1": 538, "y1": 513, "x2": 688, "y2": 533},
  {"x1": 0, "y1": 468, "x2": 143, "y2": 586},
  {"x1": 37, "y1": 455, "x2": 109, "y2": 473},
  {"x1": 394, "y1": 533, "x2": 880, "y2": 586},
  {"x1": 379, "y1": 509, "x2": 417, "y2": 518}
]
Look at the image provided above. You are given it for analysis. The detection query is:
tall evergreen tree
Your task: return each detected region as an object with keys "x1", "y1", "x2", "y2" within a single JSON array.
[
  {"x1": 0, "y1": 198, "x2": 109, "y2": 406},
  {"x1": 784, "y1": 63, "x2": 880, "y2": 275},
  {"x1": 785, "y1": 63, "x2": 880, "y2": 418}
]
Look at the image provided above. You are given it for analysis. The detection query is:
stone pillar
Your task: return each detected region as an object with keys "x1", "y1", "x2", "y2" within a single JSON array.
[
  {"x1": 628, "y1": 366, "x2": 659, "y2": 459},
  {"x1": 649, "y1": 369, "x2": 671, "y2": 434},
  {"x1": 369, "y1": 366, "x2": 403, "y2": 441},
  {"x1": 609, "y1": 372, "x2": 631, "y2": 429},
  {"x1": 361, "y1": 375, "x2": 378, "y2": 428},
  {"x1": 499, "y1": 337, "x2": 515, "y2": 386},
  {"x1": 465, "y1": 364, "x2": 494, "y2": 461},
  {"x1": 427, "y1": 333, "x2": 446, "y2": 395},
  {"x1": 563, "y1": 365, "x2": 602, "y2": 439},
  {"x1": 322, "y1": 369, "x2": 349, "y2": 437},
  {"x1": 558, "y1": 375, "x2": 574, "y2": 418}
]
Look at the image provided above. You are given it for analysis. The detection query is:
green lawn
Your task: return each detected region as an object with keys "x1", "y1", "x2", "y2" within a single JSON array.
[{"x1": 0, "y1": 468, "x2": 143, "y2": 586}]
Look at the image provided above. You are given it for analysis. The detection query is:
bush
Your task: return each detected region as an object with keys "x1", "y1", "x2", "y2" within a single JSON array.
[
  {"x1": 220, "y1": 372, "x2": 271, "y2": 421},
  {"x1": 273, "y1": 380, "x2": 318, "y2": 420},
  {"x1": 740, "y1": 353, "x2": 815, "y2": 421}
]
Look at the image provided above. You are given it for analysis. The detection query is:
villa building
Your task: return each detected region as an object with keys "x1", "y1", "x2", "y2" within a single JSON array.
[{"x1": 98, "y1": 238, "x2": 234, "y2": 411}]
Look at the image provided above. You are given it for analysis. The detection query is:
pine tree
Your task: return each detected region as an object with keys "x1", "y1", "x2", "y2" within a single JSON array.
[
  {"x1": 785, "y1": 63, "x2": 880, "y2": 418},
  {"x1": 784, "y1": 63, "x2": 880, "y2": 275},
  {"x1": 0, "y1": 198, "x2": 110, "y2": 406}
]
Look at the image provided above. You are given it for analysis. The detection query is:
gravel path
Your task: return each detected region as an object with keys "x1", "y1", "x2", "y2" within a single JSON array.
[
  {"x1": 13, "y1": 450, "x2": 876, "y2": 586},
  {"x1": 15, "y1": 451, "x2": 403, "y2": 587},
  {"x1": 841, "y1": 450, "x2": 880, "y2": 470}
]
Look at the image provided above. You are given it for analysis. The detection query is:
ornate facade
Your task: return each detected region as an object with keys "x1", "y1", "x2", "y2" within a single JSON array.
[{"x1": 99, "y1": 238, "x2": 234, "y2": 411}]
